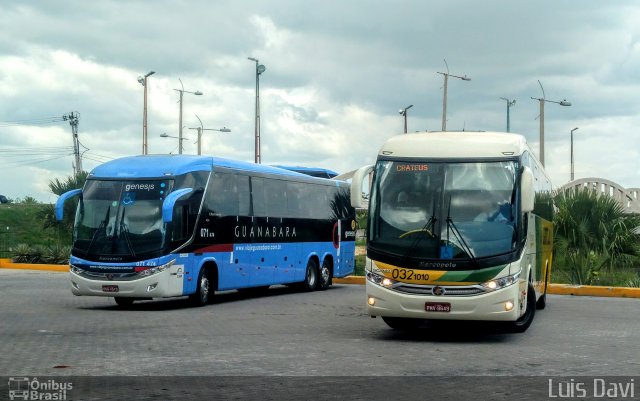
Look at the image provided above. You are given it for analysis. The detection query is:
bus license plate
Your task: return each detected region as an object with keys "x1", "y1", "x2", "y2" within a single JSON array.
[
  {"x1": 425, "y1": 302, "x2": 451, "y2": 312},
  {"x1": 102, "y1": 285, "x2": 119, "y2": 293}
]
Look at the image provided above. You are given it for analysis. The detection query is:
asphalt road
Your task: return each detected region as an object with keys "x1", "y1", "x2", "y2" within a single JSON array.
[{"x1": 0, "y1": 269, "x2": 638, "y2": 400}]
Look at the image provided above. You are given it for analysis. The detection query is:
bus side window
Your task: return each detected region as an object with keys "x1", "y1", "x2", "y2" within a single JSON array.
[{"x1": 209, "y1": 173, "x2": 249, "y2": 217}]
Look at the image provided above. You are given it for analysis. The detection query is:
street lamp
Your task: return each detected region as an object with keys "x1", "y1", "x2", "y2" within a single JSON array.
[
  {"x1": 399, "y1": 105, "x2": 413, "y2": 134},
  {"x1": 437, "y1": 59, "x2": 470, "y2": 131},
  {"x1": 189, "y1": 114, "x2": 231, "y2": 155},
  {"x1": 531, "y1": 80, "x2": 571, "y2": 166},
  {"x1": 570, "y1": 127, "x2": 579, "y2": 182},
  {"x1": 499, "y1": 97, "x2": 516, "y2": 132},
  {"x1": 160, "y1": 133, "x2": 190, "y2": 154},
  {"x1": 174, "y1": 78, "x2": 203, "y2": 154},
  {"x1": 248, "y1": 57, "x2": 266, "y2": 164},
  {"x1": 138, "y1": 70, "x2": 155, "y2": 155}
]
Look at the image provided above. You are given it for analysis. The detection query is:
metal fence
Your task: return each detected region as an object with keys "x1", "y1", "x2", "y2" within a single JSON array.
[{"x1": 0, "y1": 229, "x2": 15, "y2": 258}]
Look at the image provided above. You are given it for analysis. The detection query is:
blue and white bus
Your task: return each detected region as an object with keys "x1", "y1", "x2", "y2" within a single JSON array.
[{"x1": 56, "y1": 155, "x2": 357, "y2": 307}]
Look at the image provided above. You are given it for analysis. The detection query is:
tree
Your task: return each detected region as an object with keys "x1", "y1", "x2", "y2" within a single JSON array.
[
  {"x1": 39, "y1": 171, "x2": 88, "y2": 235},
  {"x1": 554, "y1": 188, "x2": 640, "y2": 284}
]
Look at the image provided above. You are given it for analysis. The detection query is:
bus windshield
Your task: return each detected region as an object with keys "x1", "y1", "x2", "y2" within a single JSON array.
[
  {"x1": 368, "y1": 160, "x2": 519, "y2": 262},
  {"x1": 73, "y1": 179, "x2": 173, "y2": 258}
]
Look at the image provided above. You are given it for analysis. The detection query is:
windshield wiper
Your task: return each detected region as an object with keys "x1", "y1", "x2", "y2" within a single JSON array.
[
  {"x1": 444, "y1": 195, "x2": 478, "y2": 266},
  {"x1": 86, "y1": 206, "x2": 110, "y2": 254},
  {"x1": 117, "y1": 207, "x2": 136, "y2": 258}
]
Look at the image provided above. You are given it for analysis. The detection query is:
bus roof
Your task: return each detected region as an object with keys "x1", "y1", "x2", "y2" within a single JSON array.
[
  {"x1": 272, "y1": 165, "x2": 339, "y2": 179},
  {"x1": 88, "y1": 155, "x2": 339, "y2": 182},
  {"x1": 378, "y1": 131, "x2": 532, "y2": 159}
]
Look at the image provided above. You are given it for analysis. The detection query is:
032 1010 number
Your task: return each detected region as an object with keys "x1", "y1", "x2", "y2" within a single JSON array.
[{"x1": 391, "y1": 268, "x2": 430, "y2": 282}]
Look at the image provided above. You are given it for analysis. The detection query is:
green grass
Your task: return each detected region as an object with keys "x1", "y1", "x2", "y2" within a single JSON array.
[
  {"x1": 354, "y1": 255, "x2": 366, "y2": 276},
  {"x1": 0, "y1": 204, "x2": 71, "y2": 257}
]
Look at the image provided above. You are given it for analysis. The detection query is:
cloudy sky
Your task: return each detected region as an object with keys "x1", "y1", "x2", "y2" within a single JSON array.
[{"x1": 1, "y1": 0, "x2": 639, "y2": 202}]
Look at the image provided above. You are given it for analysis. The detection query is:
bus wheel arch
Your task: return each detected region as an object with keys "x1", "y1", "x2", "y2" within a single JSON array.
[
  {"x1": 189, "y1": 262, "x2": 218, "y2": 306},
  {"x1": 508, "y1": 280, "x2": 536, "y2": 333},
  {"x1": 318, "y1": 256, "x2": 333, "y2": 291}
]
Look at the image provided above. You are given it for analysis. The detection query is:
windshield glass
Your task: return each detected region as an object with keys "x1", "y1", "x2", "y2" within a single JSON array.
[
  {"x1": 369, "y1": 160, "x2": 518, "y2": 261},
  {"x1": 73, "y1": 179, "x2": 173, "y2": 258}
]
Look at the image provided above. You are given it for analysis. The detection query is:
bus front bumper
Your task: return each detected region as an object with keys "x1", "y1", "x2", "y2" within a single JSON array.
[
  {"x1": 366, "y1": 280, "x2": 523, "y2": 322},
  {"x1": 69, "y1": 268, "x2": 185, "y2": 299}
]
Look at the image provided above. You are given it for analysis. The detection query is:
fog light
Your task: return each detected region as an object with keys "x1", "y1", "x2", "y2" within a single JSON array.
[
  {"x1": 71, "y1": 281, "x2": 79, "y2": 290},
  {"x1": 368, "y1": 297, "x2": 376, "y2": 306},
  {"x1": 505, "y1": 300, "x2": 514, "y2": 311},
  {"x1": 147, "y1": 283, "x2": 158, "y2": 292}
]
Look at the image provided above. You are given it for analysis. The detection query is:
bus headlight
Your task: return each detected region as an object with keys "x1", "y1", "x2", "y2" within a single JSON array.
[
  {"x1": 481, "y1": 272, "x2": 520, "y2": 291},
  {"x1": 70, "y1": 265, "x2": 84, "y2": 275},
  {"x1": 366, "y1": 271, "x2": 396, "y2": 287}
]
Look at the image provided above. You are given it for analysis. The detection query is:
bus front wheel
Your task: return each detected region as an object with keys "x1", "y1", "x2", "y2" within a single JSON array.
[
  {"x1": 509, "y1": 281, "x2": 536, "y2": 333},
  {"x1": 382, "y1": 317, "x2": 424, "y2": 330},
  {"x1": 114, "y1": 297, "x2": 134, "y2": 308},
  {"x1": 189, "y1": 268, "x2": 212, "y2": 307},
  {"x1": 302, "y1": 259, "x2": 319, "y2": 292}
]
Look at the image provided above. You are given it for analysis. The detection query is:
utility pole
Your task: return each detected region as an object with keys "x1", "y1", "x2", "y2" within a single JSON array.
[{"x1": 63, "y1": 112, "x2": 82, "y2": 175}]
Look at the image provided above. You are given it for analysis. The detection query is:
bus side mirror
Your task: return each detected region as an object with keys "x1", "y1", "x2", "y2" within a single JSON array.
[
  {"x1": 350, "y1": 165, "x2": 374, "y2": 209},
  {"x1": 521, "y1": 167, "x2": 535, "y2": 213},
  {"x1": 55, "y1": 189, "x2": 82, "y2": 221},
  {"x1": 162, "y1": 188, "x2": 193, "y2": 223}
]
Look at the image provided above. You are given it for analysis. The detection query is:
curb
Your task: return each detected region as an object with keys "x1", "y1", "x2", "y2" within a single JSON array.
[
  {"x1": 0, "y1": 258, "x2": 69, "y2": 272},
  {"x1": 2, "y1": 260, "x2": 638, "y2": 299},
  {"x1": 334, "y1": 276, "x2": 640, "y2": 299}
]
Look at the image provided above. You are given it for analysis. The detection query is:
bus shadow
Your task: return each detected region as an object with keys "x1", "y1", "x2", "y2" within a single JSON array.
[
  {"x1": 376, "y1": 320, "x2": 517, "y2": 343},
  {"x1": 79, "y1": 284, "x2": 347, "y2": 312}
]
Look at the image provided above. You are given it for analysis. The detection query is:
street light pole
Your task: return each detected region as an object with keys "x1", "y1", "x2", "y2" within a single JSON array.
[
  {"x1": 530, "y1": 80, "x2": 571, "y2": 166},
  {"x1": 160, "y1": 133, "x2": 189, "y2": 154},
  {"x1": 248, "y1": 57, "x2": 266, "y2": 164},
  {"x1": 570, "y1": 127, "x2": 579, "y2": 181},
  {"x1": 399, "y1": 105, "x2": 413, "y2": 134},
  {"x1": 190, "y1": 114, "x2": 231, "y2": 155},
  {"x1": 437, "y1": 59, "x2": 470, "y2": 131},
  {"x1": 174, "y1": 78, "x2": 203, "y2": 155},
  {"x1": 499, "y1": 97, "x2": 516, "y2": 132},
  {"x1": 138, "y1": 71, "x2": 155, "y2": 155}
]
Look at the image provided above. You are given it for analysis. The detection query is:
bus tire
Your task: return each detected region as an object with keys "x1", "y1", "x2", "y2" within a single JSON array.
[
  {"x1": 114, "y1": 297, "x2": 134, "y2": 308},
  {"x1": 189, "y1": 268, "x2": 212, "y2": 307},
  {"x1": 382, "y1": 317, "x2": 424, "y2": 330},
  {"x1": 509, "y1": 281, "x2": 536, "y2": 333},
  {"x1": 536, "y1": 265, "x2": 549, "y2": 310},
  {"x1": 317, "y1": 259, "x2": 332, "y2": 291},
  {"x1": 302, "y1": 259, "x2": 319, "y2": 292}
]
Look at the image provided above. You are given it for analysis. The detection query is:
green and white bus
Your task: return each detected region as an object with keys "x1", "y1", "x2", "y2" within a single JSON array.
[{"x1": 351, "y1": 131, "x2": 553, "y2": 332}]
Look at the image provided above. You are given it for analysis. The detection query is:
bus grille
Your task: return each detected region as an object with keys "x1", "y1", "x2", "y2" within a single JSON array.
[{"x1": 392, "y1": 283, "x2": 487, "y2": 297}]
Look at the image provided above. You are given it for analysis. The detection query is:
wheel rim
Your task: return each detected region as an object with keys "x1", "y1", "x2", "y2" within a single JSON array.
[
  {"x1": 200, "y1": 274, "x2": 210, "y2": 303},
  {"x1": 307, "y1": 264, "x2": 317, "y2": 287},
  {"x1": 320, "y1": 264, "x2": 330, "y2": 285}
]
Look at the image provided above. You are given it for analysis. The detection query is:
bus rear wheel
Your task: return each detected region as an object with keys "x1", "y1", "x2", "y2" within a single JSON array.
[
  {"x1": 382, "y1": 317, "x2": 425, "y2": 330},
  {"x1": 317, "y1": 260, "x2": 332, "y2": 291},
  {"x1": 302, "y1": 259, "x2": 319, "y2": 291},
  {"x1": 189, "y1": 268, "x2": 212, "y2": 307},
  {"x1": 509, "y1": 281, "x2": 536, "y2": 333}
]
